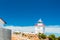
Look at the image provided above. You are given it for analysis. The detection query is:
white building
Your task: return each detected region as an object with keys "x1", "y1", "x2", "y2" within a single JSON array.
[{"x1": 0, "y1": 18, "x2": 11, "y2": 40}]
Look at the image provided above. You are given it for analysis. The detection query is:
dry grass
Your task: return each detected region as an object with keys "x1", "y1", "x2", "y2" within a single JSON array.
[{"x1": 11, "y1": 33, "x2": 40, "y2": 40}]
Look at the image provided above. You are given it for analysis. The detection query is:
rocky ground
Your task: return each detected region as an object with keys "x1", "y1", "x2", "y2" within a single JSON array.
[{"x1": 11, "y1": 32, "x2": 50, "y2": 40}]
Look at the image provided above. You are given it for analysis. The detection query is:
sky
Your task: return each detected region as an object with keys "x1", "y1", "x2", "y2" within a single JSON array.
[{"x1": 0, "y1": 0, "x2": 60, "y2": 26}]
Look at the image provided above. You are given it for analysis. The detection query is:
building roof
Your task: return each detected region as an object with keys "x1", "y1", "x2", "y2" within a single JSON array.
[
  {"x1": 0, "y1": 18, "x2": 6, "y2": 24},
  {"x1": 38, "y1": 18, "x2": 43, "y2": 23},
  {"x1": 35, "y1": 19, "x2": 45, "y2": 27}
]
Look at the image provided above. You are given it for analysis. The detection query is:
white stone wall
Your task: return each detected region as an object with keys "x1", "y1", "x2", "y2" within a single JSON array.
[
  {"x1": 35, "y1": 27, "x2": 44, "y2": 34},
  {"x1": 0, "y1": 28, "x2": 11, "y2": 40}
]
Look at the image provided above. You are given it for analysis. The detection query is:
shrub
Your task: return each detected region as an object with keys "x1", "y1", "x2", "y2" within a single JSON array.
[
  {"x1": 57, "y1": 36, "x2": 60, "y2": 40},
  {"x1": 38, "y1": 33, "x2": 47, "y2": 39},
  {"x1": 48, "y1": 34, "x2": 56, "y2": 40}
]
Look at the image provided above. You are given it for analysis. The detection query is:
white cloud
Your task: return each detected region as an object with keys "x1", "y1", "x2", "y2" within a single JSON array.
[
  {"x1": 3, "y1": 25, "x2": 60, "y2": 33},
  {"x1": 45, "y1": 25, "x2": 60, "y2": 33},
  {"x1": 4, "y1": 26, "x2": 35, "y2": 33}
]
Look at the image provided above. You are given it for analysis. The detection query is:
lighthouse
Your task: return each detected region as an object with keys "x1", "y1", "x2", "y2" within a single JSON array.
[{"x1": 35, "y1": 19, "x2": 45, "y2": 34}]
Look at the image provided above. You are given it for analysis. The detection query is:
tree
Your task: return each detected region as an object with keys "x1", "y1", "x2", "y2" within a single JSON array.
[
  {"x1": 48, "y1": 34, "x2": 56, "y2": 40},
  {"x1": 38, "y1": 33, "x2": 41, "y2": 39},
  {"x1": 40, "y1": 34, "x2": 47, "y2": 39},
  {"x1": 38, "y1": 33, "x2": 47, "y2": 39},
  {"x1": 57, "y1": 36, "x2": 60, "y2": 40}
]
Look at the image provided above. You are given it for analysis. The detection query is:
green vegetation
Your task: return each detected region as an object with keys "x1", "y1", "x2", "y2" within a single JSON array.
[
  {"x1": 38, "y1": 33, "x2": 46, "y2": 39},
  {"x1": 48, "y1": 34, "x2": 56, "y2": 40},
  {"x1": 13, "y1": 32, "x2": 20, "y2": 34},
  {"x1": 38, "y1": 33, "x2": 60, "y2": 40},
  {"x1": 57, "y1": 36, "x2": 60, "y2": 40}
]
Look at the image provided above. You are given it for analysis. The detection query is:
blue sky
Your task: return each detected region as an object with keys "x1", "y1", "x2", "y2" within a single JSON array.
[{"x1": 0, "y1": 0, "x2": 60, "y2": 26}]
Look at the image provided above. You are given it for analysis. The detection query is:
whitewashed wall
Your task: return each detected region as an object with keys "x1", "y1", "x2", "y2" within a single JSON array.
[{"x1": 0, "y1": 28, "x2": 11, "y2": 40}]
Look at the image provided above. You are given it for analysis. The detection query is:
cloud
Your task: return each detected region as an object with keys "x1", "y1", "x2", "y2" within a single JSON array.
[
  {"x1": 45, "y1": 25, "x2": 60, "y2": 33},
  {"x1": 46, "y1": 25, "x2": 60, "y2": 27},
  {"x1": 4, "y1": 26, "x2": 35, "y2": 33},
  {"x1": 3, "y1": 25, "x2": 60, "y2": 33}
]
